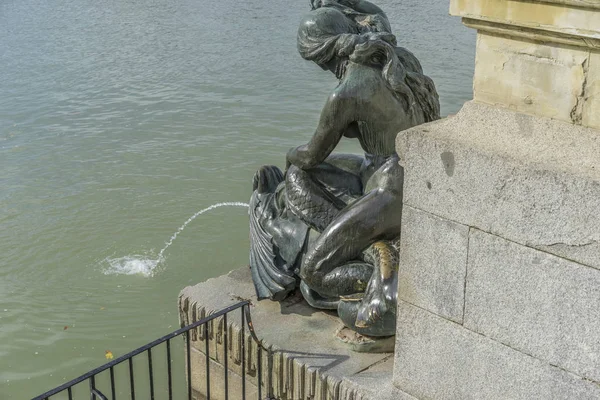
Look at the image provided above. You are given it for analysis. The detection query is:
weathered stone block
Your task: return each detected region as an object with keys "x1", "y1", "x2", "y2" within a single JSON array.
[
  {"x1": 449, "y1": 0, "x2": 600, "y2": 129},
  {"x1": 393, "y1": 301, "x2": 600, "y2": 400},
  {"x1": 340, "y1": 358, "x2": 417, "y2": 400},
  {"x1": 465, "y1": 229, "x2": 600, "y2": 383},
  {"x1": 396, "y1": 101, "x2": 600, "y2": 270},
  {"x1": 582, "y1": 50, "x2": 600, "y2": 129},
  {"x1": 190, "y1": 346, "x2": 258, "y2": 400},
  {"x1": 473, "y1": 32, "x2": 590, "y2": 124},
  {"x1": 398, "y1": 206, "x2": 469, "y2": 323}
]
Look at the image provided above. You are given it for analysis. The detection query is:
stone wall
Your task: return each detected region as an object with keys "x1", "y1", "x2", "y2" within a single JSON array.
[
  {"x1": 392, "y1": 102, "x2": 600, "y2": 399},
  {"x1": 391, "y1": 1, "x2": 600, "y2": 397}
]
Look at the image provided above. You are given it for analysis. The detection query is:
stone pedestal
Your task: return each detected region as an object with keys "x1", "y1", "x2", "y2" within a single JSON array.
[
  {"x1": 179, "y1": 268, "x2": 415, "y2": 400},
  {"x1": 392, "y1": 1, "x2": 600, "y2": 399},
  {"x1": 452, "y1": 0, "x2": 600, "y2": 129}
]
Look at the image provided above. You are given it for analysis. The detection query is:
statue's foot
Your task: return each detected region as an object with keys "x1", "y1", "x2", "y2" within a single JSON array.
[
  {"x1": 336, "y1": 240, "x2": 399, "y2": 337},
  {"x1": 354, "y1": 280, "x2": 388, "y2": 328},
  {"x1": 337, "y1": 297, "x2": 396, "y2": 337},
  {"x1": 299, "y1": 281, "x2": 339, "y2": 310},
  {"x1": 338, "y1": 276, "x2": 395, "y2": 337},
  {"x1": 334, "y1": 326, "x2": 396, "y2": 353},
  {"x1": 355, "y1": 240, "x2": 399, "y2": 327}
]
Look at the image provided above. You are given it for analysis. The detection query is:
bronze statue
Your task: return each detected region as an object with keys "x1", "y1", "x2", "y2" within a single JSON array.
[{"x1": 249, "y1": 0, "x2": 440, "y2": 338}]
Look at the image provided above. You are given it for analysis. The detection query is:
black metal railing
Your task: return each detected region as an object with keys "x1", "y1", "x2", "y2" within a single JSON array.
[{"x1": 33, "y1": 301, "x2": 272, "y2": 400}]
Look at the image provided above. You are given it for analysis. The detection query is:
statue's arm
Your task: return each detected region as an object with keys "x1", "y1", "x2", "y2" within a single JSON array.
[{"x1": 287, "y1": 95, "x2": 350, "y2": 170}]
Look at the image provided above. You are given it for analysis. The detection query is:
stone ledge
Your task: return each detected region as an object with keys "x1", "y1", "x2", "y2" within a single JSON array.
[
  {"x1": 179, "y1": 267, "x2": 396, "y2": 400},
  {"x1": 190, "y1": 346, "x2": 259, "y2": 400},
  {"x1": 449, "y1": 0, "x2": 599, "y2": 127},
  {"x1": 396, "y1": 101, "x2": 600, "y2": 269},
  {"x1": 340, "y1": 358, "x2": 417, "y2": 400}
]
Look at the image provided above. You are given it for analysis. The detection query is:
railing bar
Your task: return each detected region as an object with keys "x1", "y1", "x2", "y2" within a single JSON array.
[
  {"x1": 205, "y1": 323, "x2": 211, "y2": 400},
  {"x1": 186, "y1": 330, "x2": 192, "y2": 400},
  {"x1": 110, "y1": 366, "x2": 116, "y2": 400},
  {"x1": 241, "y1": 306, "x2": 246, "y2": 400},
  {"x1": 32, "y1": 301, "x2": 250, "y2": 400},
  {"x1": 244, "y1": 306, "x2": 262, "y2": 346},
  {"x1": 148, "y1": 348, "x2": 154, "y2": 400},
  {"x1": 91, "y1": 388, "x2": 109, "y2": 400},
  {"x1": 166, "y1": 339, "x2": 173, "y2": 400},
  {"x1": 36, "y1": 301, "x2": 272, "y2": 400},
  {"x1": 267, "y1": 348, "x2": 273, "y2": 400},
  {"x1": 90, "y1": 375, "x2": 95, "y2": 400},
  {"x1": 257, "y1": 346, "x2": 262, "y2": 400},
  {"x1": 68, "y1": 386, "x2": 73, "y2": 400},
  {"x1": 223, "y1": 313, "x2": 229, "y2": 400},
  {"x1": 129, "y1": 358, "x2": 136, "y2": 400},
  {"x1": 244, "y1": 305, "x2": 267, "y2": 400}
]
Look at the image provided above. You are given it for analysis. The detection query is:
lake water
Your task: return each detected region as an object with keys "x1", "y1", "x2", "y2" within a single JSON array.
[{"x1": 0, "y1": 0, "x2": 475, "y2": 397}]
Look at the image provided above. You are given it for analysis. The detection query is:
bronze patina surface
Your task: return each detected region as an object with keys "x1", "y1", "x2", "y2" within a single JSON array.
[{"x1": 249, "y1": 0, "x2": 440, "y2": 338}]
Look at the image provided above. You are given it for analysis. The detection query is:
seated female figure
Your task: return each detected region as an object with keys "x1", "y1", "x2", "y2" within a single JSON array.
[{"x1": 249, "y1": 0, "x2": 440, "y2": 336}]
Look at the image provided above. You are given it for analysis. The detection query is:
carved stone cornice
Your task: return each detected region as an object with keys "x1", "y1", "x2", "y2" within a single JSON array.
[
  {"x1": 462, "y1": 17, "x2": 600, "y2": 49},
  {"x1": 450, "y1": 0, "x2": 600, "y2": 49},
  {"x1": 450, "y1": 0, "x2": 599, "y2": 129}
]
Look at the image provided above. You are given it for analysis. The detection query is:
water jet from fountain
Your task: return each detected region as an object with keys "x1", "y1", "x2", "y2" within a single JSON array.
[{"x1": 104, "y1": 202, "x2": 249, "y2": 277}]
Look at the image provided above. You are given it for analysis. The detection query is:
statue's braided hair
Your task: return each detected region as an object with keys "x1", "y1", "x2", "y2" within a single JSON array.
[
  {"x1": 298, "y1": 6, "x2": 440, "y2": 123},
  {"x1": 350, "y1": 39, "x2": 440, "y2": 123}
]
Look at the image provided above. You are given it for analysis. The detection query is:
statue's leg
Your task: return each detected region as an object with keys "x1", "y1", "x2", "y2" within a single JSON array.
[
  {"x1": 285, "y1": 161, "x2": 363, "y2": 232},
  {"x1": 322, "y1": 153, "x2": 365, "y2": 176},
  {"x1": 299, "y1": 187, "x2": 403, "y2": 298},
  {"x1": 299, "y1": 262, "x2": 374, "y2": 309},
  {"x1": 300, "y1": 281, "x2": 340, "y2": 309},
  {"x1": 337, "y1": 239, "x2": 400, "y2": 336}
]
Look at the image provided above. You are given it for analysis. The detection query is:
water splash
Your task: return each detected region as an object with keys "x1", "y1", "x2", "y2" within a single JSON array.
[
  {"x1": 104, "y1": 255, "x2": 161, "y2": 277},
  {"x1": 104, "y1": 202, "x2": 249, "y2": 277}
]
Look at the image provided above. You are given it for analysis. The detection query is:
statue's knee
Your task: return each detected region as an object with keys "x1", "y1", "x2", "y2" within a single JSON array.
[
  {"x1": 285, "y1": 165, "x2": 308, "y2": 187},
  {"x1": 285, "y1": 165, "x2": 313, "y2": 209}
]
